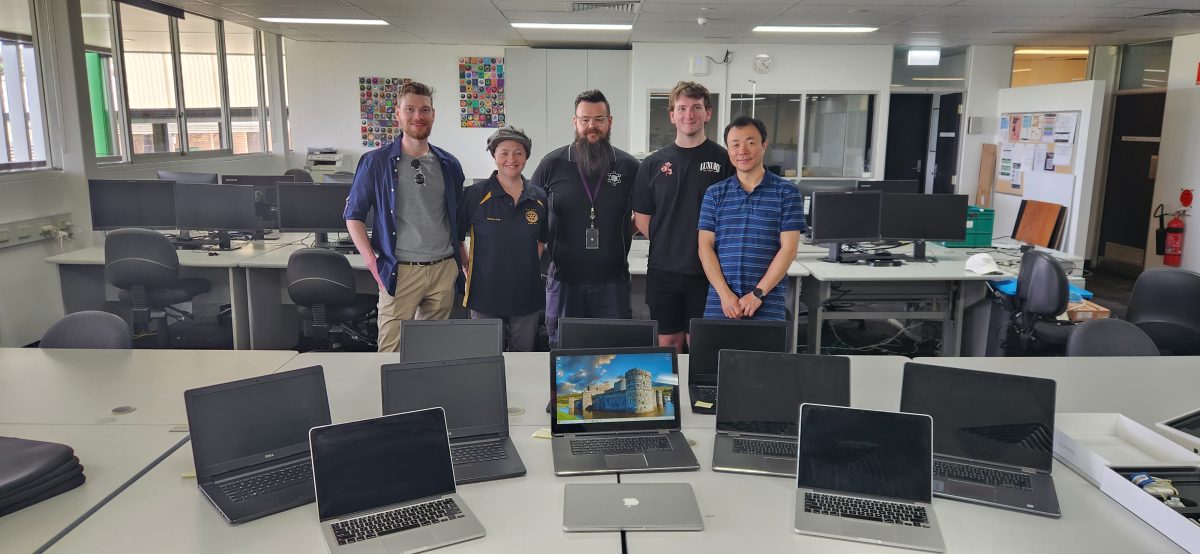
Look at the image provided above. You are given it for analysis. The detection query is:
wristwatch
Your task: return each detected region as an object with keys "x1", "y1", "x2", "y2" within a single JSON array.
[{"x1": 751, "y1": 287, "x2": 766, "y2": 299}]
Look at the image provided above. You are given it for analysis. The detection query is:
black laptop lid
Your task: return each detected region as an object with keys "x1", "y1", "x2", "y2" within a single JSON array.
[
  {"x1": 550, "y1": 347, "x2": 681, "y2": 435},
  {"x1": 900, "y1": 362, "x2": 1056, "y2": 472},
  {"x1": 381, "y1": 356, "x2": 508, "y2": 441},
  {"x1": 184, "y1": 365, "x2": 331, "y2": 481},
  {"x1": 797, "y1": 404, "x2": 932, "y2": 503},
  {"x1": 311, "y1": 408, "x2": 455, "y2": 522},
  {"x1": 688, "y1": 318, "x2": 791, "y2": 383},
  {"x1": 715, "y1": 351, "x2": 850, "y2": 436},
  {"x1": 558, "y1": 318, "x2": 658, "y2": 349},
  {"x1": 399, "y1": 319, "x2": 503, "y2": 362}
]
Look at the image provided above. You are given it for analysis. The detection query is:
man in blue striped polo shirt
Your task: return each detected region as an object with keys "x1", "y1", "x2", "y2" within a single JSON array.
[{"x1": 697, "y1": 116, "x2": 804, "y2": 320}]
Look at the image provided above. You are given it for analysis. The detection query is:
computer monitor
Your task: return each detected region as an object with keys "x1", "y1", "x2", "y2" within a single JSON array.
[
  {"x1": 221, "y1": 174, "x2": 296, "y2": 232},
  {"x1": 557, "y1": 318, "x2": 658, "y2": 349},
  {"x1": 277, "y1": 184, "x2": 352, "y2": 240},
  {"x1": 175, "y1": 183, "x2": 257, "y2": 248},
  {"x1": 89, "y1": 179, "x2": 177, "y2": 230},
  {"x1": 687, "y1": 318, "x2": 792, "y2": 386},
  {"x1": 809, "y1": 191, "x2": 881, "y2": 241},
  {"x1": 795, "y1": 179, "x2": 857, "y2": 226},
  {"x1": 879, "y1": 193, "x2": 967, "y2": 260},
  {"x1": 399, "y1": 319, "x2": 504, "y2": 362},
  {"x1": 220, "y1": 174, "x2": 296, "y2": 187},
  {"x1": 856, "y1": 179, "x2": 921, "y2": 194},
  {"x1": 156, "y1": 170, "x2": 218, "y2": 184}
]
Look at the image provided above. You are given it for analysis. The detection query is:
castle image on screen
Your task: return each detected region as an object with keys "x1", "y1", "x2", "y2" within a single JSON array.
[{"x1": 555, "y1": 353, "x2": 676, "y2": 424}]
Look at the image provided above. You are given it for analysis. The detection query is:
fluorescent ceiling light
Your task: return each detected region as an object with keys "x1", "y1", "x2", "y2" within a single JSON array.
[
  {"x1": 1143, "y1": 78, "x2": 1166, "y2": 83},
  {"x1": 753, "y1": 25, "x2": 877, "y2": 33},
  {"x1": 730, "y1": 97, "x2": 767, "y2": 101},
  {"x1": 1012, "y1": 68, "x2": 1032, "y2": 73},
  {"x1": 81, "y1": 13, "x2": 111, "y2": 18},
  {"x1": 1014, "y1": 48, "x2": 1089, "y2": 55},
  {"x1": 1144, "y1": 68, "x2": 1167, "y2": 73},
  {"x1": 259, "y1": 17, "x2": 388, "y2": 25},
  {"x1": 908, "y1": 48, "x2": 941, "y2": 66},
  {"x1": 512, "y1": 23, "x2": 632, "y2": 30},
  {"x1": 911, "y1": 77, "x2": 964, "y2": 81}
]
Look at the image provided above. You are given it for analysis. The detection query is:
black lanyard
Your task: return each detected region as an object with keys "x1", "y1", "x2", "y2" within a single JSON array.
[{"x1": 576, "y1": 165, "x2": 603, "y2": 227}]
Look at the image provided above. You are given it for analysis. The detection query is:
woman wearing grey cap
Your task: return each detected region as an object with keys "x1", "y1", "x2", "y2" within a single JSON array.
[{"x1": 457, "y1": 126, "x2": 549, "y2": 351}]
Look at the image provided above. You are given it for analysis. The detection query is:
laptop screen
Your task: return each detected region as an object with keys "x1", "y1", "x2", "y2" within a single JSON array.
[
  {"x1": 185, "y1": 366, "x2": 330, "y2": 479},
  {"x1": 399, "y1": 320, "x2": 503, "y2": 362},
  {"x1": 311, "y1": 408, "x2": 455, "y2": 521},
  {"x1": 797, "y1": 404, "x2": 932, "y2": 503},
  {"x1": 558, "y1": 318, "x2": 657, "y2": 349},
  {"x1": 900, "y1": 362, "x2": 1056, "y2": 472},
  {"x1": 381, "y1": 357, "x2": 507, "y2": 440},
  {"x1": 715, "y1": 351, "x2": 850, "y2": 436},
  {"x1": 687, "y1": 319, "x2": 791, "y2": 383},
  {"x1": 551, "y1": 347, "x2": 680, "y2": 435}
]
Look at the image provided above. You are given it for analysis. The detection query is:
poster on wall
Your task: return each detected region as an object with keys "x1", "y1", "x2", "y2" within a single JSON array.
[
  {"x1": 359, "y1": 76, "x2": 412, "y2": 147},
  {"x1": 459, "y1": 57, "x2": 505, "y2": 128}
]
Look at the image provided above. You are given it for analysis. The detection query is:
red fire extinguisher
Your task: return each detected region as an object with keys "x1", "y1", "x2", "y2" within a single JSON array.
[{"x1": 1164, "y1": 189, "x2": 1194, "y2": 267}]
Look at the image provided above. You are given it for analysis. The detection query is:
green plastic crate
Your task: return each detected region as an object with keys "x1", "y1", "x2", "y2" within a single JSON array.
[{"x1": 941, "y1": 206, "x2": 994, "y2": 248}]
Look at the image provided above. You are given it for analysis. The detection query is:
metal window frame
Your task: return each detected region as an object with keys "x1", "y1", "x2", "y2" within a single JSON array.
[{"x1": 0, "y1": 0, "x2": 52, "y2": 171}]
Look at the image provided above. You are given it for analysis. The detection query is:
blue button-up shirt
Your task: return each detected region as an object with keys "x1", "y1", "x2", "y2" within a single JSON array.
[{"x1": 344, "y1": 136, "x2": 466, "y2": 295}]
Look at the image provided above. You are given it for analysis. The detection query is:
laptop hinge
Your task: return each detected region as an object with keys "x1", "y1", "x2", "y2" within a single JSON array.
[
  {"x1": 657, "y1": 429, "x2": 670, "y2": 435},
  {"x1": 1021, "y1": 467, "x2": 1038, "y2": 474}
]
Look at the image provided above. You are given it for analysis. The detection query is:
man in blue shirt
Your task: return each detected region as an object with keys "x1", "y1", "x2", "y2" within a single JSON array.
[
  {"x1": 697, "y1": 116, "x2": 803, "y2": 321},
  {"x1": 344, "y1": 81, "x2": 466, "y2": 352}
]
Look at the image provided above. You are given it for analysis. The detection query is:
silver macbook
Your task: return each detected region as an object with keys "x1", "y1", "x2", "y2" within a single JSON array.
[
  {"x1": 381, "y1": 356, "x2": 526, "y2": 484},
  {"x1": 563, "y1": 483, "x2": 703, "y2": 532},
  {"x1": 900, "y1": 362, "x2": 1061, "y2": 518},
  {"x1": 550, "y1": 347, "x2": 699, "y2": 476},
  {"x1": 794, "y1": 404, "x2": 945, "y2": 553},
  {"x1": 712, "y1": 351, "x2": 849, "y2": 478},
  {"x1": 310, "y1": 408, "x2": 485, "y2": 553}
]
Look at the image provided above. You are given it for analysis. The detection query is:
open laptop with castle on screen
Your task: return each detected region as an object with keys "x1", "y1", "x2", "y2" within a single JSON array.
[
  {"x1": 712, "y1": 351, "x2": 849, "y2": 478},
  {"x1": 551, "y1": 347, "x2": 699, "y2": 476}
]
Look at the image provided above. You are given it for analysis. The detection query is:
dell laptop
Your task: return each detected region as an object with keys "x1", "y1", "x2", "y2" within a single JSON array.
[
  {"x1": 381, "y1": 356, "x2": 526, "y2": 484},
  {"x1": 310, "y1": 408, "x2": 485, "y2": 553},
  {"x1": 184, "y1": 365, "x2": 331, "y2": 525},
  {"x1": 712, "y1": 351, "x2": 849, "y2": 478},
  {"x1": 900, "y1": 362, "x2": 1061, "y2": 518},
  {"x1": 557, "y1": 317, "x2": 658, "y2": 349},
  {"x1": 687, "y1": 318, "x2": 791, "y2": 414},
  {"x1": 550, "y1": 347, "x2": 699, "y2": 476},
  {"x1": 398, "y1": 319, "x2": 503, "y2": 363},
  {"x1": 563, "y1": 483, "x2": 703, "y2": 532},
  {"x1": 794, "y1": 404, "x2": 944, "y2": 552}
]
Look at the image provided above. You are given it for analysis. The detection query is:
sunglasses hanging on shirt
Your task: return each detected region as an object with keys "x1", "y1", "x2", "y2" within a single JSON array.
[{"x1": 411, "y1": 158, "x2": 426, "y2": 186}]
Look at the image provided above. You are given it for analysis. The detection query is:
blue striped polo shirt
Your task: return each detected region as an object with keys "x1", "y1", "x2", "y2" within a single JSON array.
[{"x1": 697, "y1": 171, "x2": 804, "y2": 320}]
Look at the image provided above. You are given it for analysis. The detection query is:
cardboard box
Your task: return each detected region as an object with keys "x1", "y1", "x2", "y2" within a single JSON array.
[
  {"x1": 1157, "y1": 408, "x2": 1200, "y2": 455},
  {"x1": 1054, "y1": 413, "x2": 1200, "y2": 552},
  {"x1": 1066, "y1": 299, "x2": 1111, "y2": 321}
]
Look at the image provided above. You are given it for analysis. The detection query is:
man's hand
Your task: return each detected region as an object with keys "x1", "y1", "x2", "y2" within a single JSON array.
[
  {"x1": 738, "y1": 293, "x2": 763, "y2": 318},
  {"x1": 720, "y1": 291, "x2": 742, "y2": 319}
]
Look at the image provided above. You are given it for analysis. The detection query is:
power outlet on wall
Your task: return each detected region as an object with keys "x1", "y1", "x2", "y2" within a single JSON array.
[{"x1": 0, "y1": 212, "x2": 73, "y2": 249}]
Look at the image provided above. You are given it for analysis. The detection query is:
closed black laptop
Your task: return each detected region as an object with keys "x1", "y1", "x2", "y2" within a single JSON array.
[
  {"x1": 687, "y1": 318, "x2": 791, "y2": 414},
  {"x1": 184, "y1": 365, "x2": 331, "y2": 524}
]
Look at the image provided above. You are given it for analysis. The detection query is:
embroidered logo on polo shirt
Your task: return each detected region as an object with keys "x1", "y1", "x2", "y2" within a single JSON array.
[
  {"x1": 607, "y1": 172, "x2": 622, "y2": 186},
  {"x1": 659, "y1": 162, "x2": 673, "y2": 176},
  {"x1": 525, "y1": 210, "x2": 539, "y2": 224},
  {"x1": 700, "y1": 162, "x2": 721, "y2": 173}
]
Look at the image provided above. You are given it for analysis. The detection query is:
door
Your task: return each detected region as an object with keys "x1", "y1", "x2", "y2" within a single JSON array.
[
  {"x1": 1097, "y1": 93, "x2": 1166, "y2": 271},
  {"x1": 884, "y1": 94, "x2": 932, "y2": 182},
  {"x1": 932, "y1": 93, "x2": 962, "y2": 194}
]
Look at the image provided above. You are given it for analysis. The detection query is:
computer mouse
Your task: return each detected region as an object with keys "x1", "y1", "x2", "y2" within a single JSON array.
[{"x1": 208, "y1": 251, "x2": 218, "y2": 256}]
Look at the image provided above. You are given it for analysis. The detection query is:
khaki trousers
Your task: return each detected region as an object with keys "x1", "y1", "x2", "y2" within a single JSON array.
[{"x1": 377, "y1": 257, "x2": 458, "y2": 352}]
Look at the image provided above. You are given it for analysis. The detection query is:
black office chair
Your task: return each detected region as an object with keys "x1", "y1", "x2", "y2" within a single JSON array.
[
  {"x1": 284, "y1": 168, "x2": 314, "y2": 182},
  {"x1": 1065, "y1": 318, "x2": 1160, "y2": 357},
  {"x1": 1126, "y1": 268, "x2": 1200, "y2": 355},
  {"x1": 997, "y1": 250, "x2": 1076, "y2": 356},
  {"x1": 41, "y1": 311, "x2": 132, "y2": 349},
  {"x1": 104, "y1": 229, "x2": 211, "y2": 347},
  {"x1": 286, "y1": 248, "x2": 377, "y2": 350}
]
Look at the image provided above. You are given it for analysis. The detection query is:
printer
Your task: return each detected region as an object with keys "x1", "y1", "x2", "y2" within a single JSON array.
[{"x1": 304, "y1": 147, "x2": 344, "y2": 181}]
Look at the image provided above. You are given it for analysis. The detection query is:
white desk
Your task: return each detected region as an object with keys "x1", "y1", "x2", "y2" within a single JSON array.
[
  {"x1": 0, "y1": 424, "x2": 184, "y2": 554},
  {"x1": 0, "y1": 348, "x2": 296, "y2": 425}
]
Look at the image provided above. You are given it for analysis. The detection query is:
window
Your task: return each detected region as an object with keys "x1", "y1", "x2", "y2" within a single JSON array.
[
  {"x1": 82, "y1": 0, "x2": 124, "y2": 160},
  {"x1": 891, "y1": 46, "x2": 967, "y2": 90},
  {"x1": 729, "y1": 94, "x2": 801, "y2": 176},
  {"x1": 0, "y1": 0, "x2": 50, "y2": 171},
  {"x1": 803, "y1": 94, "x2": 875, "y2": 178},
  {"x1": 281, "y1": 37, "x2": 290, "y2": 151},
  {"x1": 225, "y1": 21, "x2": 263, "y2": 154},
  {"x1": 1012, "y1": 47, "x2": 1090, "y2": 88},
  {"x1": 120, "y1": 3, "x2": 178, "y2": 154},
  {"x1": 178, "y1": 13, "x2": 222, "y2": 152},
  {"x1": 1119, "y1": 41, "x2": 1171, "y2": 91},
  {"x1": 646, "y1": 92, "x2": 721, "y2": 153},
  {"x1": 259, "y1": 30, "x2": 272, "y2": 152}
]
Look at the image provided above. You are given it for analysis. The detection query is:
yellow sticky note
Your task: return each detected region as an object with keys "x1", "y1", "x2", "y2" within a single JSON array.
[
  {"x1": 531, "y1": 428, "x2": 552, "y2": 439},
  {"x1": 181, "y1": 471, "x2": 196, "y2": 479},
  {"x1": 694, "y1": 401, "x2": 714, "y2": 409}
]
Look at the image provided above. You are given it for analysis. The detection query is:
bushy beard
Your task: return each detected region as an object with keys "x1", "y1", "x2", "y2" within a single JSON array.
[{"x1": 573, "y1": 129, "x2": 613, "y2": 179}]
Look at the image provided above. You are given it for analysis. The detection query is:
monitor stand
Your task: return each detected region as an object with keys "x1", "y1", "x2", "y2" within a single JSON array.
[
  {"x1": 820, "y1": 242, "x2": 912, "y2": 265},
  {"x1": 216, "y1": 231, "x2": 234, "y2": 251},
  {"x1": 314, "y1": 232, "x2": 330, "y2": 246}
]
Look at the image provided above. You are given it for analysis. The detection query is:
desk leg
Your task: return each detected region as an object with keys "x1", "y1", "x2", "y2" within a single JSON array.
[
  {"x1": 791, "y1": 275, "x2": 801, "y2": 353},
  {"x1": 246, "y1": 268, "x2": 300, "y2": 349},
  {"x1": 799, "y1": 277, "x2": 829, "y2": 354},
  {"x1": 229, "y1": 268, "x2": 250, "y2": 349},
  {"x1": 57, "y1": 264, "x2": 118, "y2": 314},
  {"x1": 943, "y1": 280, "x2": 964, "y2": 357}
]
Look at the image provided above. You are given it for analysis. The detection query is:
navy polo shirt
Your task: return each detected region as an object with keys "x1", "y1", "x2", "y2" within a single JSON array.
[
  {"x1": 697, "y1": 171, "x2": 804, "y2": 321},
  {"x1": 458, "y1": 173, "x2": 549, "y2": 316}
]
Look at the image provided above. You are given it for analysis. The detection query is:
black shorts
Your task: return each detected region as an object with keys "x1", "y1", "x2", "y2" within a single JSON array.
[{"x1": 645, "y1": 268, "x2": 710, "y2": 335}]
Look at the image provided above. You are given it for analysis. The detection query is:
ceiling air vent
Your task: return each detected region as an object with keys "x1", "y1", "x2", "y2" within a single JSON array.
[
  {"x1": 1136, "y1": 9, "x2": 1200, "y2": 18},
  {"x1": 569, "y1": 1, "x2": 641, "y2": 13}
]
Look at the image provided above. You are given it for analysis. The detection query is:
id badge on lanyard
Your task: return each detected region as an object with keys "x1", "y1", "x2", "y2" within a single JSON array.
[{"x1": 579, "y1": 168, "x2": 603, "y2": 250}]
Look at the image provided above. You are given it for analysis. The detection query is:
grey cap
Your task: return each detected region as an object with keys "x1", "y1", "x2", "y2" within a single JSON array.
[{"x1": 486, "y1": 126, "x2": 532, "y2": 156}]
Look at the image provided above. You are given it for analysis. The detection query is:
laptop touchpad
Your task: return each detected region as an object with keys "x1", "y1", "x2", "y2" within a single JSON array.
[
  {"x1": 947, "y1": 479, "x2": 997, "y2": 501},
  {"x1": 604, "y1": 454, "x2": 649, "y2": 470},
  {"x1": 764, "y1": 456, "x2": 796, "y2": 473}
]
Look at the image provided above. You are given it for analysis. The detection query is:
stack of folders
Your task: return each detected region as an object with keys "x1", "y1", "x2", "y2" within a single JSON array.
[{"x1": 0, "y1": 436, "x2": 86, "y2": 516}]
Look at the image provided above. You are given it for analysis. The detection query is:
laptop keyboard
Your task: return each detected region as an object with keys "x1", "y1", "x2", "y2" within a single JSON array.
[
  {"x1": 332, "y1": 498, "x2": 463, "y2": 546},
  {"x1": 218, "y1": 461, "x2": 312, "y2": 503},
  {"x1": 692, "y1": 386, "x2": 717, "y2": 405},
  {"x1": 570, "y1": 435, "x2": 672, "y2": 455},
  {"x1": 934, "y1": 459, "x2": 1032, "y2": 490},
  {"x1": 732, "y1": 437, "x2": 797, "y2": 458},
  {"x1": 451, "y1": 442, "x2": 507, "y2": 465},
  {"x1": 804, "y1": 492, "x2": 930, "y2": 527}
]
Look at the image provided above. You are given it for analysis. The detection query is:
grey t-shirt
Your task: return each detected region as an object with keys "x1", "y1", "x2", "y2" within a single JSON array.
[{"x1": 394, "y1": 152, "x2": 453, "y2": 262}]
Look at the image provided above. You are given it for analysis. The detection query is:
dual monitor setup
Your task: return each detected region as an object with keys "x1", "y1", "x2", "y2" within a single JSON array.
[
  {"x1": 797, "y1": 179, "x2": 968, "y2": 265},
  {"x1": 89, "y1": 171, "x2": 359, "y2": 251}
]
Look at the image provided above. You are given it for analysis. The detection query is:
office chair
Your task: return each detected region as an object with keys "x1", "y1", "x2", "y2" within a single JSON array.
[
  {"x1": 1126, "y1": 268, "x2": 1200, "y2": 355},
  {"x1": 40, "y1": 311, "x2": 132, "y2": 349},
  {"x1": 284, "y1": 168, "x2": 314, "y2": 182},
  {"x1": 1065, "y1": 318, "x2": 1159, "y2": 357},
  {"x1": 104, "y1": 229, "x2": 211, "y2": 347},
  {"x1": 997, "y1": 250, "x2": 1076, "y2": 356},
  {"x1": 286, "y1": 248, "x2": 377, "y2": 350}
]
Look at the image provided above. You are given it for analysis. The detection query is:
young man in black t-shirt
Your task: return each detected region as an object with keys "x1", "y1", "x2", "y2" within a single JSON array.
[{"x1": 633, "y1": 81, "x2": 735, "y2": 352}]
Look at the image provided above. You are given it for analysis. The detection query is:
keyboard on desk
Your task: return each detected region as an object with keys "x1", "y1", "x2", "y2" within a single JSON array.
[
  {"x1": 314, "y1": 242, "x2": 358, "y2": 254},
  {"x1": 451, "y1": 441, "x2": 507, "y2": 465},
  {"x1": 570, "y1": 435, "x2": 671, "y2": 455},
  {"x1": 934, "y1": 459, "x2": 1032, "y2": 489},
  {"x1": 218, "y1": 461, "x2": 312, "y2": 503},
  {"x1": 691, "y1": 385, "x2": 717, "y2": 405},
  {"x1": 804, "y1": 492, "x2": 930, "y2": 527},
  {"x1": 331, "y1": 498, "x2": 463, "y2": 546},
  {"x1": 732, "y1": 437, "x2": 797, "y2": 457}
]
